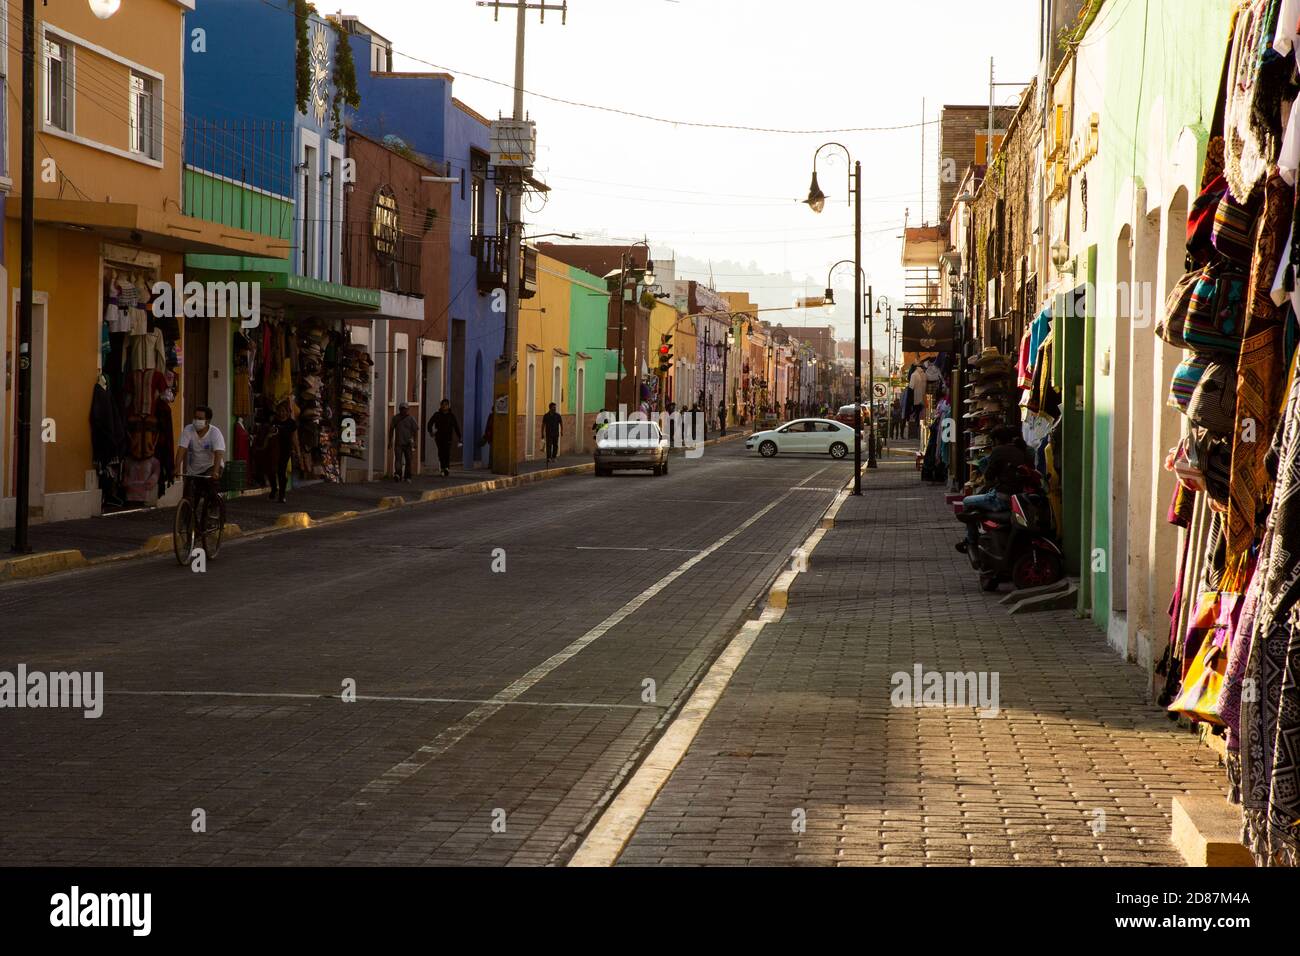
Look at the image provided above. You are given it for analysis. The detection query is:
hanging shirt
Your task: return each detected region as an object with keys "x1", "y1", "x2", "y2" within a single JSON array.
[
  {"x1": 909, "y1": 366, "x2": 926, "y2": 404},
  {"x1": 1028, "y1": 307, "x2": 1052, "y2": 363},
  {"x1": 123, "y1": 329, "x2": 167, "y2": 371},
  {"x1": 1276, "y1": 0, "x2": 1300, "y2": 55}
]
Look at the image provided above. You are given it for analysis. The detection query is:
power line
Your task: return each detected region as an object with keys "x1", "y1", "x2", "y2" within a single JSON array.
[{"x1": 253, "y1": 0, "x2": 941, "y2": 136}]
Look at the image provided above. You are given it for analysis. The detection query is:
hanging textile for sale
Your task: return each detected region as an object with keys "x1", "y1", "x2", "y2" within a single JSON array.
[
  {"x1": 1226, "y1": 172, "x2": 1295, "y2": 583},
  {"x1": 1240, "y1": 348, "x2": 1300, "y2": 865},
  {"x1": 1225, "y1": 0, "x2": 1277, "y2": 201}
]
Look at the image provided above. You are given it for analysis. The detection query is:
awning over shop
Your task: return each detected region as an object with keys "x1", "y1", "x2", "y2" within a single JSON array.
[
  {"x1": 186, "y1": 269, "x2": 381, "y2": 314},
  {"x1": 7, "y1": 197, "x2": 290, "y2": 259}
]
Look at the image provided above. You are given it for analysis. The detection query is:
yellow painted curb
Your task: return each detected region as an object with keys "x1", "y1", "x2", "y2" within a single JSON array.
[
  {"x1": 274, "y1": 512, "x2": 313, "y2": 530},
  {"x1": 142, "y1": 533, "x2": 172, "y2": 554},
  {"x1": 322, "y1": 510, "x2": 359, "y2": 522},
  {"x1": 1171, "y1": 796, "x2": 1255, "y2": 867},
  {"x1": 0, "y1": 548, "x2": 88, "y2": 581},
  {"x1": 768, "y1": 568, "x2": 798, "y2": 608},
  {"x1": 377, "y1": 496, "x2": 405, "y2": 510}
]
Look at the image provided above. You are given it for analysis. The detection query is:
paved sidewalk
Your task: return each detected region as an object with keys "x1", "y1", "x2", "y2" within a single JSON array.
[{"x1": 616, "y1": 458, "x2": 1227, "y2": 866}]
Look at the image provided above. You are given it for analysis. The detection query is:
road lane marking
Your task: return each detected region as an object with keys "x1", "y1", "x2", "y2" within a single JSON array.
[
  {"x1": 355, "y1": 474, "x2": 825, "y2": 799},
  {"x1": 569, "y1": 609, "x2": 784, "y2": 867},
  {"x1": 569, "y1": 467, "x2": 848, "y2": 866},
  {"x1": 105, "y1": 690, "x2": 658, "y2": 711}
]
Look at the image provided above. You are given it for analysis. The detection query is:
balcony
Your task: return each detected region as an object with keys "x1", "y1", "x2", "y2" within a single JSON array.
[
  {"x1": 474, "y1": 235, "x2": 538, "y2": 299},
  {"x1": 343, "y1": 226, "x2": 423, "y2": 298}
]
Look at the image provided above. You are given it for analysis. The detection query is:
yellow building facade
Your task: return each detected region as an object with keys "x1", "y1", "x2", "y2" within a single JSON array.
[
  {"x1": 516, "y1": 252, "x2": 573, "y2": 461},
  {"x1": 1, "y1": 0, "x2": 281, "y2": 526}
]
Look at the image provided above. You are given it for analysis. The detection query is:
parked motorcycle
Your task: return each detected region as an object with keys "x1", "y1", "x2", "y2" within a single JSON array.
[{"x1": 956, "y1": 472, "x2": 1064, "y2": 592}]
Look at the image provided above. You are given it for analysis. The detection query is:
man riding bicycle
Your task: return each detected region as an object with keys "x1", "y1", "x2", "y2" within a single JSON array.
[{"x1": 175, "y1": 405, "x2": 226, "y2": 517}]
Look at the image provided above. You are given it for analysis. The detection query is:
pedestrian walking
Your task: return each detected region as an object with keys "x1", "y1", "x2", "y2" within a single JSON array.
[
  {"x1": 542, "y1": 402, "x2": 562, "y2": 464},
  {"x1": 718, "y1": 400, "x2": 727, "y2": 437},
  {"x1": 426, "y1": 399, "x2": 462, "y2": 477},
  {"x1": 666, "y1": 401, "x2": 677, "y2": 447},
  {"x1": 389, "y1": 402, "x2": 418, "y2": 482},
  {"x1": 268, "y1": 399, "x2": 298, "y2": 502}
]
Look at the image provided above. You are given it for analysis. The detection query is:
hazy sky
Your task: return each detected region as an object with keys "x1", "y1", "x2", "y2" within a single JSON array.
[{"x1": 343, "y1": 0, "x2": 1041, "y2": 339}]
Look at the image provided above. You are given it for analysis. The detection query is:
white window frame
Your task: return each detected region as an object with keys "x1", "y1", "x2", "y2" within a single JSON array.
[
  {"x1": 327, "y1": 139, "x2": 345, "y2": 285},
  {"x1": 552, "y1": 358, "x2": 564, "y2": 409},
  {"x1": 299, "y1": 129, "x2": 321, "y2": 280},
  {"x1": 128, "y1": 70, "x2": 160, "y2": 161},
  {"x1": 39, "y1": 24, "x2": 165, "y2": 169},
  {"x1": 392, "y1": 331, "x2": 409, "y2": 406},
  {"x1": 42, "y1": 34, "x2": 71, "y2": 133}
]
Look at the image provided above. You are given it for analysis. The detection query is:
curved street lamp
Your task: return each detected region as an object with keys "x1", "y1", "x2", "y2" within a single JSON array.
[
  {"x1": 874, "y1": 294, "x2": 893, "y2": 378},
  {"x1": 804, "y1": 143, "x2": 870, "y2": 489},
  {"x1": 824, "y1": 257, "x2": 876, "y2": 472}
]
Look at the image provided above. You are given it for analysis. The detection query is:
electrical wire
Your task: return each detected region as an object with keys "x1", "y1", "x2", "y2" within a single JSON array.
[{"x1": 253, "y1": 0, "x2": 941, "y2": 136}]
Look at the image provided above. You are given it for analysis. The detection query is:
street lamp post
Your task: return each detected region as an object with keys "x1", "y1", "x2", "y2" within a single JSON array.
[
  {"x1": 805, "y1": 143, "x2": 870, "y2": 492},
  {"x1": 615, "y1": 240, "x2": 653, "y2": 416},
  {"x1": 822, "y1": 256, "x2": 877, "y2": 475},
  {"x1": 875, "y1": 294, "x2": 892, "y2": 436}
]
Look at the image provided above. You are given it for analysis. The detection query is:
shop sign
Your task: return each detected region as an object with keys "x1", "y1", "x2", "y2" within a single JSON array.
[
  {"x1": 901, "y1": 309, "x2": 955, "y2": 352},
  {"x1": 372, "y1": 185, "x2": 400, "y2": 261}
]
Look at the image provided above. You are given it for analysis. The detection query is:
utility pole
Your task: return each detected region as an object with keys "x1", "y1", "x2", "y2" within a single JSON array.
[
  {"x1": 11, "y1": 0, "x2": 35, "y2": 553},
  {"x1": 478, "y1": 0, "x2": 566, "y2": 475}
]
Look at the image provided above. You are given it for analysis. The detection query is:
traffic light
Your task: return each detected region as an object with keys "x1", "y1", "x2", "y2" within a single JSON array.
[{"x1": 658, "y1": 333, "x2": 673, "y2": 374}]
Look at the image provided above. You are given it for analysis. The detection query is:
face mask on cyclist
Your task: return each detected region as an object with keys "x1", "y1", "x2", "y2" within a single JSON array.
[{"x1": 194, "y1": 418, "x2": 208, "y2": 431}]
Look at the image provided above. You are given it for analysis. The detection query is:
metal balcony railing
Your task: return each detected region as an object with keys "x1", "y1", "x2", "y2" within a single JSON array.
[
  {"x1": 183, "y1": 117, "x2": 295, "y2": 235},
  {"x1": 343, "y1": 227, "x2": 423, "y2": 297},
  {"x1": 474, "y1": 235, "x2": 537, "y2": 299}
]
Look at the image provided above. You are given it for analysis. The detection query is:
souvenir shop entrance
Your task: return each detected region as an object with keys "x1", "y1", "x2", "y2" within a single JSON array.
[
  {"x1": 93, "y1": 245, "x2": 181, "y2": 514},
  {"x1": 189, "y1": 270, "x2": 381, "y2": 492},
  {"x1": 232, "y1": 309, "x2": 376, "y2": 489}
]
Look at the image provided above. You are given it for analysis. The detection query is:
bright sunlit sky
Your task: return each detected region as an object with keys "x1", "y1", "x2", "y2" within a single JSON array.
[{"x1": 343, "y1": 0, "x2": 1041, "y2": 338}]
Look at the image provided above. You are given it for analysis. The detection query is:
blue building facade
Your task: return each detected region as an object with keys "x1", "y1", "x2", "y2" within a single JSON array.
[
  {"x1": 182, "y1": 0, "x2": 384, "y2": 482},
  {"x1": 342, "y1": 18, "x2": 504, "y2": 468}
]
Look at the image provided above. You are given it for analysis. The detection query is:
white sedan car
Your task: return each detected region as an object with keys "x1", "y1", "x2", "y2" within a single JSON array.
[{"x1": 745, "y1": 418, "x2": 859, "y2": 459}]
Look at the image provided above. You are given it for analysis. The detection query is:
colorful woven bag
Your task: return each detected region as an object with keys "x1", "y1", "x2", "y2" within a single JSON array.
[
  {"x1": 1186, "y1": 361, "x2": 1238, "y2": 436},
  {"x1": 1184, "y1": 266, "x2": 1246, "y2": 354},
  {"x1": 1210, "y1": 185, "x2": 1262, "y2": 266},
  {"x1": 1156, "y1": 270, "x2": 1199, "y2": 348},
  {"x1": 1168, "y1": 353, "x2": 1210, "y2": 411}
]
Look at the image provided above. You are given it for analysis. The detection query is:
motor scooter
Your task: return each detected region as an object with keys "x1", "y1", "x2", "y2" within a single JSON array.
[{"x1": 956, "y1": 470, "x2": 1064, "y2": 592}]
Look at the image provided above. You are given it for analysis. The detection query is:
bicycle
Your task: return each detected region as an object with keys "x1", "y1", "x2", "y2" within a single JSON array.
[{"x1": 173, "y1": 474, "x2": 227, "y2": 567}]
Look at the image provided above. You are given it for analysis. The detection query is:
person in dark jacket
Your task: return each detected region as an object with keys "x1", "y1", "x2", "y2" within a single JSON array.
[
  {"x1": 389, "y1": 402, "x2": 418, "y2": 482},
  {"x1": 426, "y1": 399, "x2": 461, "y2": 477},
  {"x1": 268, "y1": 399, "x2": 299, "y2": 503},
  {"x1": 957, "y1": 426, "x2": 1031, "y2": 552},
  {"x1": 542, "y1": 402, "x2": 562, "y2": 464}
]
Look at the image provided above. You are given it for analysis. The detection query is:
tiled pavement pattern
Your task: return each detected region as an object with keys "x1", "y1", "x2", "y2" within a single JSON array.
[
  {"x1": 616, "y1": 460, "x2": 1228, "y2": 866},
  {"x1": 0, "y1": 452, "x2": 593, "y2": 560},
  {"x1": 0, "y1": 441, "x2": 845, "y2": 865}
]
